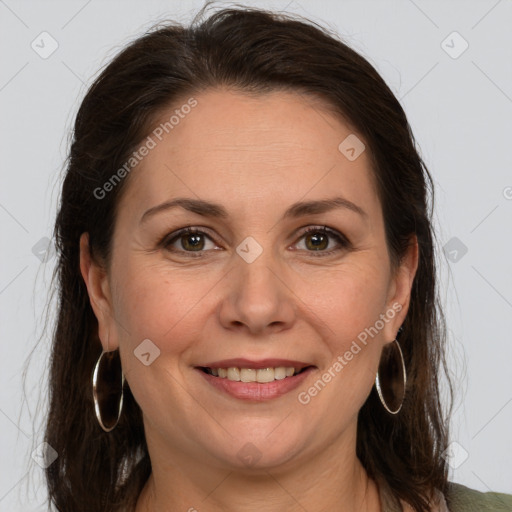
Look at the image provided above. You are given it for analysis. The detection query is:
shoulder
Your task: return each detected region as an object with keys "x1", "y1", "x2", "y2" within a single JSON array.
[{"x1": 445, "y1": 481, "x2": 512, "y2": 511}]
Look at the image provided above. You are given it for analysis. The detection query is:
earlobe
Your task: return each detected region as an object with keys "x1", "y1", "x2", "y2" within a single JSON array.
[{"x1": 79, "y1": 233, "x2": 118, "y2": 351}]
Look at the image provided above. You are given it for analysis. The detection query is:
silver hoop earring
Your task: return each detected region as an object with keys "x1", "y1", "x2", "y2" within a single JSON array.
[
  {"x1": 375, "y1": 338, "x2": 406, "y2": 415},
  {"x1": 92, "y1": 349, "x2": 125, "y2": 432}
]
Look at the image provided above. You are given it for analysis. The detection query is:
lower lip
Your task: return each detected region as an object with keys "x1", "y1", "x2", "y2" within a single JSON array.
[{"x1": 195, "y1": 367, "x2": 315, "y2": 401}]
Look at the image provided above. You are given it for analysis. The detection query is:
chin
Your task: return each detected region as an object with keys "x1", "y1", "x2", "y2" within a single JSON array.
[{"x1": 202, "y1": 423, "x2": 309, "y2": 471}]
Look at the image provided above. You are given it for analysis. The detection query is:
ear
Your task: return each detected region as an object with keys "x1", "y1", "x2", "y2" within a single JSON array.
[
  {"x1": 382, "y1": 234, "x2": 419, "y2": 341},
  {"x1": 79, "y1": 232, "x2": 119, "y2": 351}
]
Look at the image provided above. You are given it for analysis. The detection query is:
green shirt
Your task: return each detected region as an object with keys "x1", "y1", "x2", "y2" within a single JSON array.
[
  {"x1": 379, "y1": 479, "x2": 512, "y2": 511},
  {"x1": 445, "y1": 482, "x2": 512, "y2": 511}
]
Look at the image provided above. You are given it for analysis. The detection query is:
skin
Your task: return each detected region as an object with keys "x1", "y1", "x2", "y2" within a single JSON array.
[{"x1": 80, "y1": 89, "x2": 418, "y2": 512}]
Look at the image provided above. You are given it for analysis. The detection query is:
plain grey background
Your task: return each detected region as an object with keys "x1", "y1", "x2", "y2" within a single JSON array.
[{"x1": 0, "y1": 0, "x2": 511, "y2": 510}]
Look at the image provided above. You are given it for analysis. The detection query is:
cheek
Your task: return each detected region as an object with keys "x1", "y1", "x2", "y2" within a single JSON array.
[
  {"x1": 112, "y1": 259, "x2": 216, "y2": 408},
  {"x1": 111, "y1": 257, "x2": 216, "y2": 352},
  {"x1": 299, "y1": 257, "x2": 390, "y2": 346},
  {"x1": 294, "y1": 262, "x2": 388, "y2": 417}
]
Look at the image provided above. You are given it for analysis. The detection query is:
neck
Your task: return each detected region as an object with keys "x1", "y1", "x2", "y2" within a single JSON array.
[{"x1": 135, "y1": 421, "x2": 381, "y2": 512}]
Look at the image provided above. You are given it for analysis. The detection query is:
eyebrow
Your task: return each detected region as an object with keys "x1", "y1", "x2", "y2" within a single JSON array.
[{"x1": 140, "y1": 196, "x2": 368, "y2": 224}]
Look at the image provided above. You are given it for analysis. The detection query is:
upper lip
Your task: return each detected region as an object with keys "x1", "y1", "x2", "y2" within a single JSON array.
[{"x1": 196, "y1": 358, "x2": 315, "y2": 370}]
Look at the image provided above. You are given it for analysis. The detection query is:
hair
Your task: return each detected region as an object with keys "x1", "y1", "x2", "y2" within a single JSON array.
[{"x1": 41, "y1": 3, "x2": 453, "y2": 511}]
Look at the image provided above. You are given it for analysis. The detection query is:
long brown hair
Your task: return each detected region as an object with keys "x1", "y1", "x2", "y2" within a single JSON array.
[{"x1": 39, "y1": 3, "x2": 452, "y2": 511}]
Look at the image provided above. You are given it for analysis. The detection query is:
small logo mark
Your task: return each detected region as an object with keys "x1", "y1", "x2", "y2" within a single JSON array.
[
  {"x1": 443, "y1": 237, "x2": 468, "y2": 263},
  {"x1": 338, "y1": 134, "x2": 365, "y2": 161},
  {"x1": 31, "y1": 441, "x2": 58, "y2": 468},
  {"x1": 441, "y1": 441, "x2": 469, "y2": 469},
  {"x1": 441, "y1": 31, "x2": 469, "y2": 59},
  {"x1": 134, "y1": 338, "x2": 161, "y2": 366},
  {"x1": 31, "y1": 31, "x2": 59, "y2": 59},
  {"x1": 237, "y1": 442, "x2": 262, "y2": 467},
  {"x1": 31, "y1": 236, "x2": 56, "y2": 262},
  {"x1": 236, "y1": 236, "x2": 263, "y2": 263}
]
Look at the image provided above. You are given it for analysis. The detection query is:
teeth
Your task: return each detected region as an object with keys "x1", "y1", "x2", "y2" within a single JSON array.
[
  {"x1": 274, "y1": 367, "x2": 287, "y2": 380},
  {"x1": 206, "y1": 366, "x2": 303, "y2": 382},
  {"x1": 256, "y1": 368, "x2": 274, "y2": 383},
  {"x1": 240, "y1": 368, "x2": 257, "y2": 382},
  {"x1": 227, "y1": 367, "x2": 240, "y2": 381}
]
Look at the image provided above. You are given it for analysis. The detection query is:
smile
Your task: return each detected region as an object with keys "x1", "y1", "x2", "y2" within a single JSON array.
[
  {"x1": 195, "y1": 363, "x2": 316, "y2": 401},
  {"x1": 199, "y1": 366, "x2": 310, "y2": 382}
]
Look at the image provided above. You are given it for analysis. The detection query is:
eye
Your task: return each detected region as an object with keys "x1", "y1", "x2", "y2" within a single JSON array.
[
  {"x1": 162, "y1": 227, "x2": 218, "y2": 257},
  {"x1": 293, "y1": 226, "x2": 350, "y2": 256}
]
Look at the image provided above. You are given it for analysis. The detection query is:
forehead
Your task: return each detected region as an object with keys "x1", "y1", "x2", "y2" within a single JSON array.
[{"x1": 118, "y1": 88, "x2": 380, "y2": 223}]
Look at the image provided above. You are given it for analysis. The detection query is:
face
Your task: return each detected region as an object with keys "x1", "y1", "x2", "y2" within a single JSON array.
[{"x1": 81, "y1": 89, "x2": 417, "y2": 472}]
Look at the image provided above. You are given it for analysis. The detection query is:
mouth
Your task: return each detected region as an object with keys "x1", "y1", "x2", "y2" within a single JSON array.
[
  {"x1": 197, "y1": 365, "x2": 313, "y2": 382},
  {"x1": 194, "y1": 359, "x2": 316, "y2": 401}
]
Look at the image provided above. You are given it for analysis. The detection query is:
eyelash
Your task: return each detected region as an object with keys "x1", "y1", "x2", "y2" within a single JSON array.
[{"x1": 159, "y1": 225, "x2": 350, "y2": 258}]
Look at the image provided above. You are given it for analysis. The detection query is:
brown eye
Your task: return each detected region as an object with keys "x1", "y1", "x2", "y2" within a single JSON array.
[
  {"x1": 163, "y1": 227, "x2": 217, "y2": 256},
  {"x1": 304, "y1": 231, "x2": 329, "y2": 251},
  {"x1": 295, "y1": 226, "x2": 349, "y2": 256},
  {"x1": 179, "y1": 232, "x2": 205, "y2": 251}
]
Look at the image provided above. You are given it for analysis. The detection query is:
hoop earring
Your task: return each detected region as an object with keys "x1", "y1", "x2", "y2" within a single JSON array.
[
  {"x1": 375, "y1": 337, "x2": 406, "y2": 415},
  {"x1": 92, "y1": 349, "x2": 125, "y2": 432}
]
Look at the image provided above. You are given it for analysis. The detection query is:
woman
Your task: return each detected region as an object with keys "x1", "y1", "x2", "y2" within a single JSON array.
[{"x1": 43, "y1": 4, "x2": 512, "y2": 511}]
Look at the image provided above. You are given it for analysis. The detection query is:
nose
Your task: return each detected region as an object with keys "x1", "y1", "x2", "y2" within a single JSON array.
[{"x1": 218, "y1": 247, "x2": 297, "y2": 336}]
